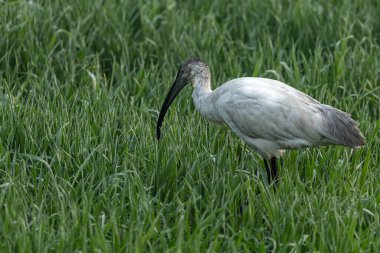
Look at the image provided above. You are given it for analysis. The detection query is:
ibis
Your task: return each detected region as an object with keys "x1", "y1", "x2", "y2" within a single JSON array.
[{"x1": 156, "y1": 57, "x2": 365, "y2": 184}]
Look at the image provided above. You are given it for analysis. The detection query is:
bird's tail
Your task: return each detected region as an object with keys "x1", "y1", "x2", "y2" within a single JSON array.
[{"x1": 318, "y1": 105, "x2": 365, "y2": 148}]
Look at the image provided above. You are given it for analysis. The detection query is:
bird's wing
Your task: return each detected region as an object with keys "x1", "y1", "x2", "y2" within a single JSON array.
[{"x1": 215, "y1": 79, "x2": 327, "y2": 150}]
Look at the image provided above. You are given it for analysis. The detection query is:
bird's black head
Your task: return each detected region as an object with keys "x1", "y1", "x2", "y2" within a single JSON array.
[
  {"x1": 156, "y1": 57, "x2": 209, "y2": 140},
  {"x1": 177, "y1": 57, "x2": 210, "y2": 86}
]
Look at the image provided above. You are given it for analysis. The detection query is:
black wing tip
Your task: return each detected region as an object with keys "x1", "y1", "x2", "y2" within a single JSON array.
[
  {"x1": 351, "y1": 130, "x2": 365, "y2": 148},
  {"x1": 323, "y1": 107, "x2": 366, "y2": 148}
]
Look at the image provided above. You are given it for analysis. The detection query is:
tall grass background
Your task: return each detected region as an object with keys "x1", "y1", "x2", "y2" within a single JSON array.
[{"x1": 0, "y1": 0, "x2": 379, "y2": 252}]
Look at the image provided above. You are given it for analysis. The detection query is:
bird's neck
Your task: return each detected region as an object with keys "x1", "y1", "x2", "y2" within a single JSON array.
[
  {"x1": 192, "y1": 76, "x2": 212, "y2": 109},
  {"x1": 192, "y1": 75, "x2": 224, "y2": 125}
]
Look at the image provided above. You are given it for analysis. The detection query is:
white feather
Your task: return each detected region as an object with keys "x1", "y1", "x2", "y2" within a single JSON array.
[{"x1": 192, "y1": 77, "x2": 363, "y2": 158}]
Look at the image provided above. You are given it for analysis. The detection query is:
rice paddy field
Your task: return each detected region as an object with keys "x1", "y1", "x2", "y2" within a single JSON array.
[{"x1": 1, "y1": 0, "x2": 380, "y2": 252}]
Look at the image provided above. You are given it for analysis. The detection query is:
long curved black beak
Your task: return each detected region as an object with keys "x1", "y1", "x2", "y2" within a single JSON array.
[{"x1": 156, "y1": 70, "x2": 188, "y2": 140}]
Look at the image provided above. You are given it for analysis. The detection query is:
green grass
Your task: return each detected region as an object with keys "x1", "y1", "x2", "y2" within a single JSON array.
[{"x1": 1, "y1": 0, "x2": 380, "y2": 252}]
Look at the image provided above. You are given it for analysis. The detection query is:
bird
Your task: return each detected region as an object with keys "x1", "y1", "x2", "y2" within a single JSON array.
[{"x1": 156, "y1": 57, "x2": 365, "y2": 185}]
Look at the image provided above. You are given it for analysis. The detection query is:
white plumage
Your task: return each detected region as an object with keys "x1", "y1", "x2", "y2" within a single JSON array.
[{"x1": 157, "y1": 57, "x2": 365, "y2": 184}]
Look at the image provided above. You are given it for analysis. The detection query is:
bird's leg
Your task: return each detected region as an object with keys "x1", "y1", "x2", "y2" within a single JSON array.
[
  {"x1": 263, "y1": 159, "x2": 271, "y2": 184},
  {"x1": 270, "y1": 156, "x2": 278, "y2": 184}
]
